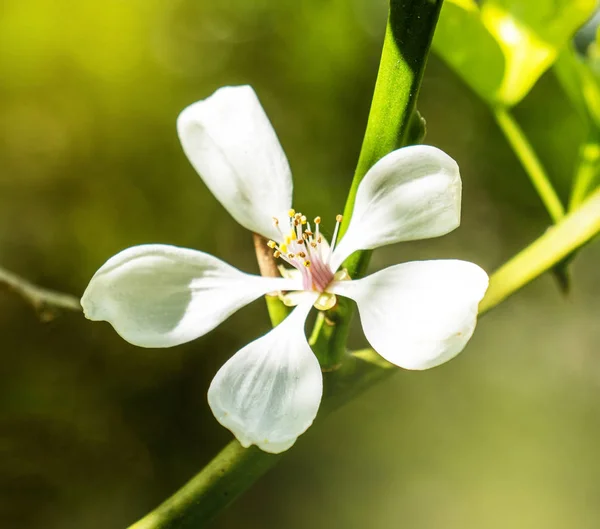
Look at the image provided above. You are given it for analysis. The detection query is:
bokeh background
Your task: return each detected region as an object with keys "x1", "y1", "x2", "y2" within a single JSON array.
[{"x1": 1, "y1": 1, "x2": 599, "y2": 528}]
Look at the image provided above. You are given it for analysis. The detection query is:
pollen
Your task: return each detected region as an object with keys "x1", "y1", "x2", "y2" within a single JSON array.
[{"x1": 267, "y1": 209, "x2": 349, "y2": 295}]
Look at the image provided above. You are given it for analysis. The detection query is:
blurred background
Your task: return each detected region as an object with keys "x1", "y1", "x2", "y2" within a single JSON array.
[{"x1": 1, "y1": 1, "x2": 599, "y2": 528}]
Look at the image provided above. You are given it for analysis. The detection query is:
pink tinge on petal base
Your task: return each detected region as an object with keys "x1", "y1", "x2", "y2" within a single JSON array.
[{"x1": 268, "y1": 210, "x2": 345, "y2": 292}]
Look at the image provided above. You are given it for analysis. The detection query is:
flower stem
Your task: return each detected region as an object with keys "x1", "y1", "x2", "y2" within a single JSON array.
[
  {"x1": 310, "y1": 0, "x2": 442, "y2": 369},
  {"x1": 340, "y1": 0, "x2": 442, "y2": 276},
  {"x1": 492, "y1": 106, "x2": 566, "y2": 223}
]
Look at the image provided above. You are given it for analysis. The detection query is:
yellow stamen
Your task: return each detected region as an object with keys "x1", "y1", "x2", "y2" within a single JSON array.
[
  {"x1": 303, "y1": 260, "x2": 311, "y2": 267},
  {"x1": 336, "y1": 214, "x2": 343, "y2": 222},
  {"x1": 273, "y1": 250, "x2": 281, "y2": 258},
  {"x1": 280, "y1": 243, "x2": 288, "y2": 253},
  {"x1": 267, "y1": 240, "x2": 277, "y2": 249},
  {"x1": 288, "y1": 209, "x2": 296, "y2": 217},
  {"x1": 314, "y1": 216, "x2": 321, "y2": 224}
]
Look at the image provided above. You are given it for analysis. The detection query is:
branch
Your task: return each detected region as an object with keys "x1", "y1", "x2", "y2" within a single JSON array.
[{"x1": 0, "y1": 266, "x2": 81, "y2": 315}]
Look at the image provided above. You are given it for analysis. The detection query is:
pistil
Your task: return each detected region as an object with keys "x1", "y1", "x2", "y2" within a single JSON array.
[{"x1": 268, "y1": 210, "x2": 344, "y2": 292}]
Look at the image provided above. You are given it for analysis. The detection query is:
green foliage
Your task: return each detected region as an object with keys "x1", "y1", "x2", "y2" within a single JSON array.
[{"x1": 433, "y1": 0, "x2": 597, "y2": 106}]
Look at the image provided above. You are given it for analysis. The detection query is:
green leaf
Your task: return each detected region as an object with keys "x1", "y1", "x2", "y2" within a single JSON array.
[
  {"x1": 432, "y1": 0, "x2": 506, "y2": 104},
  {"x1": 433, "y1": 0, "x2": 597, "y2": 106}
]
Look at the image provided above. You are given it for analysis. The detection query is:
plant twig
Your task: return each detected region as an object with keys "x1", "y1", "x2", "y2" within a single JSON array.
[
  {"x1": 493, "y1": 106, "x2": 566, "y2": 223},
  {"x1": 0, "y1": 266, "x2": 81, "y2": 314}
]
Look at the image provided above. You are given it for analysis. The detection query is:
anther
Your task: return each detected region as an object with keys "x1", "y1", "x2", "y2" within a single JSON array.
[
  {"x1": 273, "y1": 250, "x2": 281, "y2": 258},
  {"x1": 314, "y1": 216, "x2": 321, "y2": 224},
  {"x1": 288, "y1": 209, "x2": 296, "y2": 217},
  {"x1": 310, "y1": 242, "x2": 317, "y2": 248},
  {"x1": 296, "y1": 239, "x2": 305, "y2": 245},
  {"x1": 305, "y1": 230, "x2": 313, "y2": 236},
  {"x1": 267, "y1": 240, "x2": 277, "y2": 249},
  {"x1": 288, "y1": 253, "x2": 295, "y2": 259},
  {"x1": 272, "y1": 217, "x2": 279, "y2": 225},
  {"x1": 303, "y1": 260, "x2": 311, "y2": 267},
  {"x1": 300, "y1": 215, "x2": 307, "y2": 225},
  {"x1": 298, "y1": 252, "x2": 306, "y2": 258},
  {"x1": 336, "y1": 214, "x2": 343, "y2": 222}
]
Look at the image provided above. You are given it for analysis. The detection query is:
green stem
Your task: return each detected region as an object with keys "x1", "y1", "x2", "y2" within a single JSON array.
[
  {"x1": 318, "y1": 0, "x2": 443, "y2": 368},
  {"x1": 479, "y1": 187, "x2": 600, "y2": 312},
  {"x1": 126, "y1": 2, "x2": 443, "y2": 527},
  {"x1": 340, "y1": 0, "x2": 443, "y2": 274},
  {"x1": 569, "y1": 129, "x2": 600, "y2": 211},
  {"x1": 493, "y1": 106, "x2": 566, "y2": 223},
  {"x1": 127, "y1": 443, "x2": 281, "y2": 529}
]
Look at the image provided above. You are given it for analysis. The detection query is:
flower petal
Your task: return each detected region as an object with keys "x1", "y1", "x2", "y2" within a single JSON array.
[
  {"x1": 177, "y1": 86, "x2": 293, "y2": 240},
  {"x1": 81, "y1": 244, "x2": 299, "y2": 348},
  {"x1": 328, "y1": 260, "x2": 489, "y2": 370},
  {"x1": 330, "y1": 145, "x2": 461, "y2": 270},
  {"x1": 208, "y1": 299, "x2": 322, "y2": 453}
]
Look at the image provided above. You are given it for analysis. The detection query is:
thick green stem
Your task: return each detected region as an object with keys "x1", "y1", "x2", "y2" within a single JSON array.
[
  {"x1": 341, "y1": 0, "x2": 443, "y2": 272},
  {"x1": 318, "y1": 0, "x2": 443, "y2": 368},
  {"x1": 492, "y1": 106, "x2": 566, "y2": 223},
  {"x1": 127, "y1": 443, "x2": 281, "y2": 529}
]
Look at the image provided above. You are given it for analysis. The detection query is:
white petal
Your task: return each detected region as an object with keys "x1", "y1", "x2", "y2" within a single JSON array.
[
  {"x1": 81, "y1": 244, "x2": 299, "y2": 348},
  {"x1": 328, "y1": 260, "x2": 489, "y2": 370},
  {"x1": 208, "y1": 299, "x2": 322, "y2": 453},
  {"x1": 330, "y1": 145, "x2": 461, "y2": 270},
  {"x1": 177, "y1": 86, "x2": 293, "y2": 240}
]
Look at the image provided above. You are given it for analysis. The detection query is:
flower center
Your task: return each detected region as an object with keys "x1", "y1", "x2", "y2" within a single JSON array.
[{"x1": 268, "y1": 209, "x2": 343, "y2": 293}]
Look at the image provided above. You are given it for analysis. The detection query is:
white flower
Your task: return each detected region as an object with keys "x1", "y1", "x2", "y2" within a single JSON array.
[{"x1": 81, "y1": 85, "x2": 489, "y2": 454}]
